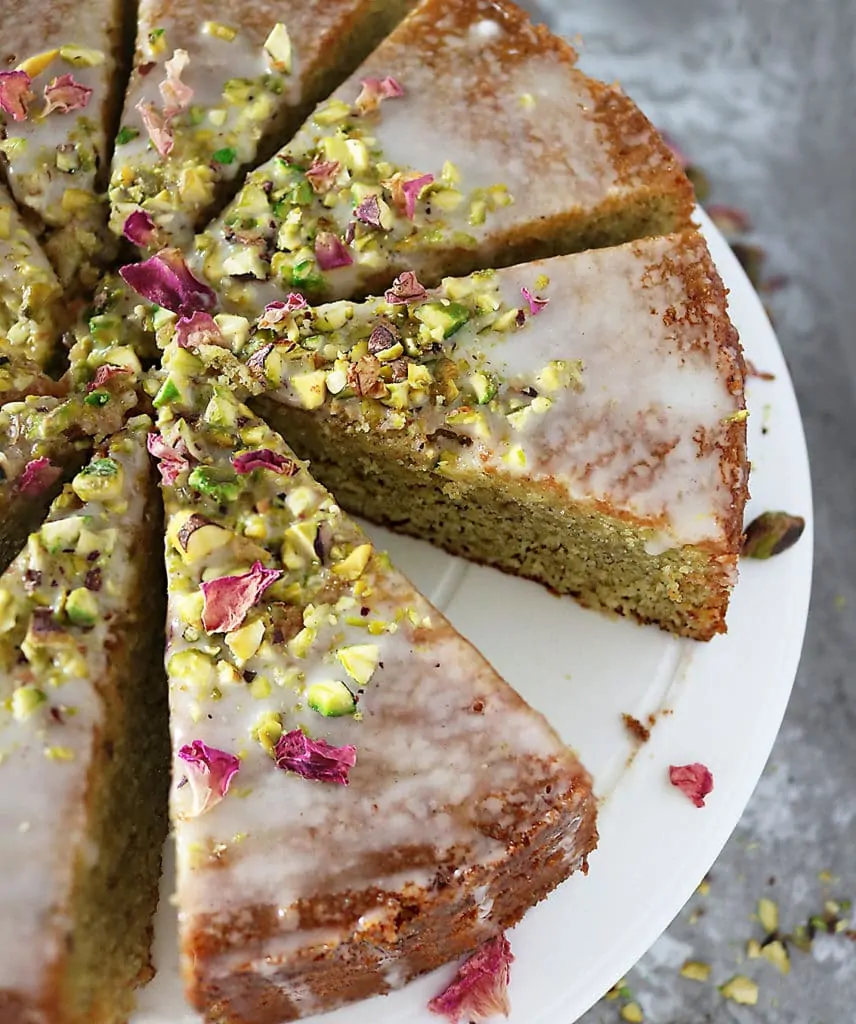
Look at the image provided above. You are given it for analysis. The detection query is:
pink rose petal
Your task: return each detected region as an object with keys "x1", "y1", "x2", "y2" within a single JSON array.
[
  {"x1": 401, "y1": 173, "x2": 434, "y2": 219},
  {"x1": 200, "y1": 560, "x2": 282, "y2": 634},
  {"x1": 258, "y1": 294, "x2": 307, "y2": 328},
  {"x1": 88, "y1": 364, "x2": 131, "y2": 391},
  {"x1": 136, "y1": 99, "x2": 174, "y2": 157},
  {"x1": 119, "y1": 248, "x2": 217, "y2": 316},
  {"x1": 520, "y1": 286, "x2": 549, "y2": 316},
  {"x1": 669, "y1": 762, "x2": 714, "y2": 808},
  {"x1": 175, "y1": 310, "x2": 223, "y2": 349},
  {"x1": 42, "y1": 74, "x2": 93, "y2": 116},
  {"x1": 305, "y1": 157, "x2": 340, "y2": 194},
  {"x1": 0, "y1": 70, "x2": 33, "y2": 122},
  {"x1": 18, "y1": 457, "x2": 61, "y2": 495},
  {"x1": 274, "y1": 729, "x2": 357, "y2": 785},
  {"x1": 428, "y1": 933, "x2": 514, "y2": 1023},
  {"x1": 122, "y1": 209, "x2": 157, "y2": 247},
  {"x1": 146, "y1": 431, "x2": 190, "y2": 485},
  {"x1": 384, "y1": 270, "x2": 427, "y2": 305},
  {"x1": 355, "y1": 75, "x2": 404, "y2": 114},
  {"x1": 159, "y1": 49, "x2": 193, "y2": 117},
  {"x1": 177, "y1": 740, "x2": 240, "y2": 817},
  {"x1": 232, "y1": 449, "x2": 298, "y2": 476},
  {"x1": 314, "y1": 232, "x2": 352, "y2": 271},
  {"x1": 354, "y1": 194, "x2": 383, "y2": 228}
]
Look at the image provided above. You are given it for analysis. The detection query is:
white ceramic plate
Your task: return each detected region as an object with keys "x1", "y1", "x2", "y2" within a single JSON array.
[{"x1": 133, "y1": 208, "x2": 813, "y2": 1024}]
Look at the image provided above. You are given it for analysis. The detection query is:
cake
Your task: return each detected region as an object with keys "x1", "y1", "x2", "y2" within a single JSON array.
[
  {"x1": 152, "y1": 346, "x2": 597, "y2": 1022},
  {"x1": 191, "y1": 0, "x2": 694, "y2": 312},
  {"x1": 0, "y1": 0, "x2": 126, "y2": 287},
  {"x1": 0, "y1": 183, "x2": 63, "y2": 368},
  {"x1": 0, "y1": 417, "x2": 169, "y2": 1024},
  {"x1": 109, "y1": 0, "x2": 416, "y2": 250},
  {"x1": 147, "y1": 230, "x2": 747, "y2": 639}
]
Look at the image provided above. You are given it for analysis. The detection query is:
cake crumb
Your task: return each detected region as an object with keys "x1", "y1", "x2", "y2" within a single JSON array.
[{"x1": 622, "y1": 713, "x2": 650, "y2": 743}]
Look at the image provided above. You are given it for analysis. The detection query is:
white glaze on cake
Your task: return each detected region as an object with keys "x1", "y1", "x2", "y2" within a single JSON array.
[{"x1": 0, "y1": 420, "x2": 153, "y2": 997}]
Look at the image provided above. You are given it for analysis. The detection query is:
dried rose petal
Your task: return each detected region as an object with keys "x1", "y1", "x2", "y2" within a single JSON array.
[
  {"x1": 136, "y1": 99, "x2": 174, "y2": 157},
  {"x1": 159, "y1": 49, "x2": 193, "y2": 116},
  {"x1": 175, "y1": 310, "x2": 223, "y2": 349},
  {"x1": 305, "y1": 157, "x2": 340, "y2": 194},
  {"x1": 232, "y1": 449, "x2": 297, "y2": 476},
  {"x1": 669, "y1": 763, "x2": 714, "y2": 808},
  {"x1": 177, "y1": 740, "x2": 240, "y2": 817},
  {"x1": 384, "y1": 270, "x2": 427, "y2": 305},
  {"x1": 354, "y1": 194, "x2": 383, "y2": 228},
  {"x1": 42, "y1": 74, "x2": 93, "y2": 115},
  {"x1": 315, "y1": 232, "x2": 353, "y2": 271},
  {"x1": 200, "y1": 560, "x2": 282, "y2": 634},
  {"x1": 88, "y1": 364, "x2": 131, "y2": 391},
  {"x1": 0, "y1": 70, "x2": 33, "y2": 122},
  {"x1": 18, "y1": 457, "x2": 61, "y2": 495},
  {"x1": 274, "y1": 729, "x2": 357, "y2": 785},
  {"x1": 521, "y1": 286, "x2": 549, "y2": 316},
  {"x1": 428, "y1": 933, "x2": 514, "y2": 1023},
  {"x1": 355, "y1": 75, "x2": 404, "y2": 114},
  {"x1": 122, "y1": 209, "x2": 157, "y2": 247},
  {"x1": 706, "y1": 204, "x2": 752, "y2": 238},
  {"x1": 258, "y1": 294, "x2": 307, "y2": 328},
  {"x1": 146, "y1": 431, "x2": 190, "y2": 485},
  {"x1": 401, "y1": 173, "x2": 434, "y2": 219},
  {"x1": 119, "y1": 248, "x2": 217, "y2": 316}
]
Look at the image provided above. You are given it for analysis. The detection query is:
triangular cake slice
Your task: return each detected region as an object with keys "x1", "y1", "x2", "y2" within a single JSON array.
[
  {"x1": 0, "y1": 183, "x2": 63, "y2": 368},
  {"x1": 0, "y1": 417, "x2": 169, "y2": 1024},
  {"x1": 0, "y1": 0, "x2": 126, "y2": 288},
  {"x1": 160, "y1": 230, "x2": 747, "y2": 640},
  {"x1": 191, "y1": 0, "x2": 693, "y2": 312},
  {"x1": 152, "y1": 346, "x2": 596, "y2": 1021},
  {"x1": 0, "y1": 354, "x2": 141, "y2": 571},
  {"x1": 109, "y1": 0, "x2": 417, "y2": 250}
]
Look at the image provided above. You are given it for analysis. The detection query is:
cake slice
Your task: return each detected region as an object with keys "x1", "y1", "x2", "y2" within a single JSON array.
[
  {"x1": 0, "y1": 0, "x2": 126, "y2": 288},
  {"x1": 0, "y1": 417, "x2": 169, "y2": 1024},
  {"x1": 191, "y1": 0, "x2": 693, "y2": 312},
  {"x1": 0, "y1": 358, "x2": 140, "y2": 571},
  {"x1": 152, "y1": 346, "x2": 596, "y2": 1022},
  {"x1": 0, "y1": 183, "x2": 64, "y2": 367},
  {"x1": 109, "y1": 0, "x2": 416, "y2": 251},
  {"x1": 154, "y1": 230, "x2": 747, "y2": 640}
]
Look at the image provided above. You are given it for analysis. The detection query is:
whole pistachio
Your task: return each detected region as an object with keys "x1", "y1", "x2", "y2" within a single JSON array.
[{"x1": 742, "y1": 511, "x2": 806, "y2": 559}]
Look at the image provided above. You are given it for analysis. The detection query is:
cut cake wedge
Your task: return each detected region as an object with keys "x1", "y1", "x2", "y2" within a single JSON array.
[
  {"x1": 156, "y1": 230, "x2": 747, "y2": 640},
  {"x1": 0, "y1": 0, "x2": 127, "y2": 288},
  {"x1": 191, "y1": 0, "x2": 693, "y2": 311},
  {"x1": 152, "y1": 346, "x2": 596, "y2": 1022},
  {"x1": 0, "y1": 417, "x2": 169, "y2": 1024},
  {"x1": 109, "y1": 0, "x2": 416, "y2": 250}
]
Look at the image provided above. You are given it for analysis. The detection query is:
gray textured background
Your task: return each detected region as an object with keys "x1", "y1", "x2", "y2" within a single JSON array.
[{"x1": 528, "y1": 1, "x2": 856, "y2": 1021}]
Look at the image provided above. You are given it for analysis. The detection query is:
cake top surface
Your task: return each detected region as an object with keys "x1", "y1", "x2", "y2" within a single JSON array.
[
  {"x1": 153, "y1": 361, "x2": 588, "y2": 942},
  {"x1": 0, "y1": 184, "x2": 62, "y2": 365},
  {"x1": 193, "y1": 0, "x2": 689, "y2": 310},
  {"x1": 110, "y1": 0, "x2": 390, "y2": 249},
  {"x1": 155, "y1": 231, "x2": 745, "y2": 551},
  {"x1": 0, "y1": 418, "x2": 152, "y2": 994}
]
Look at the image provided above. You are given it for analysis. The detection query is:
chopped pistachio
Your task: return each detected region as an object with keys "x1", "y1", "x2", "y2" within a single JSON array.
[
  {"x1": 336, "y1": 644, "x2": 379, "y2": 686},
  {"x1": 332, "y1": 544, "x2": 372, "y2": 581},
  {"x1": 746, "y1": 938, "x2": 762, "y2": 959},
  {"x1": 203, "y1": 21, "x2": 238, "y2": 41},
  {"x1": 679, "y1": 960, "x2": 711, "y2": 982},
  {"x1": 760, "y1": 939, "x2": 790, "y2": 974},
  {"x1": 264, "y1": 23, "x2": 292, "y2": 73},
  {"x1": 719, "y1": 975, "x2": 758, "y2": 1006},
  {"x1": 758, "y1": 897, "x2": 779, "y2": 934},
  {"x1": 620, "y1": 1003, "x2": 643, "y2": 1023},
  {"x1": 307, "y1": 680, "x2": 356, "y2": 717},
  {"x1": 11, "y1": 686, "x2": 47, "y2": 720},
  {"x1": 225, "y1": 619, "x2": 265, "y2": 663}
]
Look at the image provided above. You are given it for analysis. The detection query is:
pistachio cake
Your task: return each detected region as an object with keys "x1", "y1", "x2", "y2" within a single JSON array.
[
  {"x1": 0, "y1": 418, "x2": 169, "y2": 1024},
  {"x1": 0, "y1": 0, "x2": 126, "y2": 288},
  {"x1": 109, "y1": 0, "x2": 416, "y2": 251},
  {"x1": 148, "y1": 230, "x2": 747, "y2": 640},
  {"x1": 153, "y1": 347, "x2": 596, "y2": 1022},
  {"x1": 191, "y1": 0, "x2": 693, "y2": 312}
]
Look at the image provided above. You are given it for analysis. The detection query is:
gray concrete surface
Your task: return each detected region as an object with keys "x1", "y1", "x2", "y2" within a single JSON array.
[{"x1": 528, "y1": 1, "x2": 856, "y2": 1020}]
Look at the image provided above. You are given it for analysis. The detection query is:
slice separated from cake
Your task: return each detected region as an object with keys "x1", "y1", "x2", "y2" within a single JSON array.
[
  {"x1": 109, "y1": 0, "x2": 416, "y2": 251},
  {"x1": 0, "y1": 183, "x2": 64, "y2": 368},
  {"x1": 152, "y1": 346, "x2": 596, "y2": 1022},
  {"x1": 0, "y1": 417, "x2": 169, "y2": 1024},
  {"x1": 0, "y1": 0, "x2": 126, "y2": 288},
  {"x1": 191, "y1": 0, "x2": 693, "y2": 312},
  {"x1": 153, "y1": 230, "x2": 747, "y2": 640}
]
